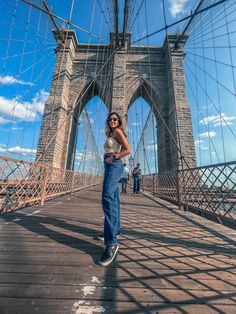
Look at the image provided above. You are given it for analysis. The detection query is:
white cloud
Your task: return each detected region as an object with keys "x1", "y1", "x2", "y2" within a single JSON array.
[
  {"x1": 75, "y1": 152, "x2": 83, "y2": 161},
  {"x1": 0, "y1": 145, "x2": 36, "y2": 156},
  {"x1": 199, "y1": 131, "x2": 217, "y2": 138},
  {"x1": 0, "y1": 89, "x2": 48, "y2": 121},
  {"x1": 195, "y1": 139, "x2": 204, "y2": 146},
  {"x1": 11, "y1": 126, "x2": 23, "y2": 131},
  {"x1": 169, "y1": 0, "x2": 190, "y2": 18},
  {"x1": 0, "y1": 116, "x2": 11, "y2": 124},
  {"x1": 199, "y1": 113, "x2": 236, "y2": 127},
  {"x1": 0, "y1": 75, "x2": 34, "y2": 86},
  {"x1": 145, "y1": 144, "x2": 158, "y2": 151},
  {"x1": 132, "y1": 122, "x2": 140, "y2": 126},
  {"x1": 195, "y1": 139, "x2": 208, "y2": 151}
]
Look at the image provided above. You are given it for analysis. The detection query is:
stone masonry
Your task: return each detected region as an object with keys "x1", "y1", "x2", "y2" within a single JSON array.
[{"x1": 36, "y1": 30, "x2": 196, "y2": 172}]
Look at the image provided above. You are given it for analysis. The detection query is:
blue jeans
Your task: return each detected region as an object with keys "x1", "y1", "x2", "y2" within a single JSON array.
[
  {"x1": 133, "y1": 176, "x2": 141, "y2": 193},
  {"x1": 121, "y1": 178, "x2": 128, "y2": 193},
  {"x1": 102, "y1": 159, "x2": 124, "y2": 246}
]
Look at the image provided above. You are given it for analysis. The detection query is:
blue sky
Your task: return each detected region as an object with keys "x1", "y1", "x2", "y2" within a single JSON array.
[{"x1": 0, "y1": 0, "x2": 235, "y2": 173}]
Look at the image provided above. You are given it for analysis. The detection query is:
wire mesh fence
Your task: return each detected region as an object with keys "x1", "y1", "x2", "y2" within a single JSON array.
[
  {"x1": 142, "y1": 160, "x2": 236, "y2": 223},
  {"x1": 0, "y1": 155, "x2": 103, "y2": 214}
]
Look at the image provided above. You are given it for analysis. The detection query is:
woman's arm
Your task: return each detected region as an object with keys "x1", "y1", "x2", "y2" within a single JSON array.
[{"x1": 114, "y1": 128, "x2": 131, "y2": 159}]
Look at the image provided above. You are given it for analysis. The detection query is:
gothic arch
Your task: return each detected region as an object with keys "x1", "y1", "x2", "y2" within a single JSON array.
[
  {"x1": 66, "y1": 79, "x2": 108, "y2": 170},
  {"x1": 127, "y1": 79, "x2": 166, "y2": 121},
  {"x1": 127, "y1": 79, "x2": 172, "y2": 172}
]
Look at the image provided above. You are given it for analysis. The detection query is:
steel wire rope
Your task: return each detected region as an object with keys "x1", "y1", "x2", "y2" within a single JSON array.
[
  {"x1": 0, "y1": 46, "x2": 55, "y2": 62},
  {"x1": 135, "y1": 1, "x2": 147, "y2": 174},
  {"x1": 35, "y1": 46, "x2": 119, "y2": 165},
  {"x1": 223, "y1": 2, "x2": 236, "y2": 95},
  {"x1": 87, "y1": 0, "x2": 112, "y2": 176},
  {"x1": 6, "y1": 3, "x2": 32, "y2": 154},
  {"x1": 105, "y1": 0, "x2": 114, "y2": 29},
  {"x1": 193, "y1": 14, "x2": 202, "y2": 165},
  {"x1": 133, "y1": 0, "x2": 151, "y2": 175},
  {"x1": 0, "y1": 0, "x2": 57, "y2": 43},
  {"x1": 72, "y1": 0, "x2": 102, "y2": 183},
  {"x1": 141, "y1": 79, "x2": 224, "y2": 221},
  {"x1": 129, "y1": 1, "x2": 157, "y2": 172},
  {"x1": 162, "y1": 0, "x2": 190, "y2": 172},
  {"x1": 79, "y1": 0, "x2": 97, "y2": 179},
  {"x1": 184, "y1": 60, "x2": 236, "y2": 140},
  {"x1": 186, "y1": 3, "x2": 236, "y2": 45},
  {"x1": 73, "y1": 0, "x2": 106, "y2": 179},
  {"x1": 200, "y1": 9, "x2": 213, "y2": 165},
  {"x1": 129, "y1": 0, "x2": 146, "y2": 171},
  {"x1": 210, "y1": 7, "x2": 227, "y2": 163},
  {"x1": 186, "y1": 29, "x2": 220, "y2": 164},
  {"x1": 144, "y1": 0, "x2": 158, "y2": 175},
  {"x1": 128, "y1": 0, "x2": 144, "y2": 33},
  {"x1": 97, "y1": 0, "x2": 112, "y2": 31},
  {"x1": 0, "y1": 37, "x2": 55, "y2": 46},
  {"x1": 186, "y1": 0, "x2": 234, "y2": 44},
  {"x1": 1, "y1": 49, "x2": 55, "y2": 122},
  {"x1": 80, "y1": 0, "x2": 109, "y2": 178},
  {"x1": 1, "y1": 0, "x2": 19, "y2": 76},
  {"x1": 20, "y1": 6, "x2": 42, "y2": 159},
  {"x1": 130, "y1": 0, "x2": 229, "y2": 45},
  {"x1": 186, "y1": 17, "x2": 236, "y2": 46},
  {"x1": 20, "y1": 10, "x2": 50, "y2": 161},
  {"x1": 21, "y1": 0, "x2": 106, "y2": 43},
  {"x1": 186, "y1": 2, "x2": 224, "y2": 42},
  {"x1": 186, "y1": 74, "x2": 221, "y2": 163},
  {"x1": 42, "y1": 0, "x2": 76, "y2": 164},
  {"x1": 185, "y1": 50, "x2": 236, "y2": 69},
  {"x1": 32, "y1": 1, "x2": 116, "y2": 166},
  {"x1": 70, "y1": 0, "x2": 112, "y2": 176},
  {"x1": 127, "y1": 0, "x2": 136, "y2": 31},
  {"x1": 186, "y1": 1, "x2": 236, "y2": 47},
  {"x1": 6, "y1": 57, "x2": 55, "y2": 157},
  {"x1": 185, "y1": 56, "x2": 236, "y2": 97}
]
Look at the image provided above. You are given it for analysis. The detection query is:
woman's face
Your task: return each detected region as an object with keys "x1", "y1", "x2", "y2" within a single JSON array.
[{"x1": 108, "y1": 114, "x2": 119, "y2": 129}]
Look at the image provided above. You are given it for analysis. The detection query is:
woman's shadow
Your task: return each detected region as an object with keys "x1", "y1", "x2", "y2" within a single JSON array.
[{"x1": 14, "y1": 212, "x2": 103, "y2": 264}]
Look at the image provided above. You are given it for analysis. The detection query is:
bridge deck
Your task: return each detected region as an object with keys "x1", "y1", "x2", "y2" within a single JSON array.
[{"x1": 0, "y1": 186, "x2": 236, "y2": 313}]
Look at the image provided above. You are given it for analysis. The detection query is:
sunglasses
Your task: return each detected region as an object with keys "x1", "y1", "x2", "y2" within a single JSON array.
[{"x1": 108, "y1": 118, "x2": 118, "y2": 122}]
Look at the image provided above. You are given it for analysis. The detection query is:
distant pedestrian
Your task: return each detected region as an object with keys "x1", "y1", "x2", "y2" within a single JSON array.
[
  {"x1": 121, "y1": 163, "x2": 129, "y2": 193},
  {"x1": 133, "y1": 163, "x2": 142, "y2": 194}
]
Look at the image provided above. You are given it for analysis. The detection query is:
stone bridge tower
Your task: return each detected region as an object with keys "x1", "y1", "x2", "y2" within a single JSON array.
[{"x1": 36, "y1": 30, "x2": 196, "y2": 172}]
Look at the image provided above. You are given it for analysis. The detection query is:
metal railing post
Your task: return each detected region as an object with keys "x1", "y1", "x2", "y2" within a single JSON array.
[
  {"x1": 40, "y1": 167, "x2": 49, "y2": 205},
  {"x1": 176, "y1": 170, "x2": 184, "y2": 211},
  {"x1": 153, "y1": 173, "x2": 156, "y2": 196},
  {"x1": 71, "y1": 171, "x2": 75, "y2": 194}
]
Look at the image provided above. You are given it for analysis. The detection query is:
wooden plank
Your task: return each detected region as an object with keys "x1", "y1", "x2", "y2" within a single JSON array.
[{"x1": 0, "y1": 186, "x2": 236, "y2": 313}]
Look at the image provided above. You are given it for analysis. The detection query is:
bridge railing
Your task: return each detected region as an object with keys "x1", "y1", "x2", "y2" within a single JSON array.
[
  {"x1": 142, "y1": 160, "x2": 236, "y2": 225},
  {"x1": 0, "y1": 155, "x2": 103, "y2": 214}
]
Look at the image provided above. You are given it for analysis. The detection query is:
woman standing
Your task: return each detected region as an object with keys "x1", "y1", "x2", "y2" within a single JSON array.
[{"x1": 99, "y1": 112, "x2": 131, "y2": 267}]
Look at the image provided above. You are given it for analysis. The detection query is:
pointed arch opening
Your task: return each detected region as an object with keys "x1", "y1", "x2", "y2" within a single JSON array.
[
  {"x1": 127, "y1": 96, "x2": 158, "y2": 175},
  {"x1": 66, "y1": 79, "x2": 109, "y2": 172}
]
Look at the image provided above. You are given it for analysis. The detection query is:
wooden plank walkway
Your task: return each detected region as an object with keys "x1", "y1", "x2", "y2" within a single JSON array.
[{"x1": 0, "y1": 186, "x2": 236, "y2": 314}]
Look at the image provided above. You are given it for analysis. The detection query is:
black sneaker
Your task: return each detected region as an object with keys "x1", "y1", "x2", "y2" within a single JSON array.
[{"x1": 99, "y1": 244, "x2": 119, "y2": 266}]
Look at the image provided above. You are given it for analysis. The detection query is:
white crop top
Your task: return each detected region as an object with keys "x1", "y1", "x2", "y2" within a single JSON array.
[{"x1": 104, "y1": 137, "x2": 122, "y2": 154}]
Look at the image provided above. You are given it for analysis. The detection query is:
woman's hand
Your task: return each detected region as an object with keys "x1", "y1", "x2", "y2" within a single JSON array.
[{"x1": 105, "y1": 156, "x2": 113, "y2": 163}]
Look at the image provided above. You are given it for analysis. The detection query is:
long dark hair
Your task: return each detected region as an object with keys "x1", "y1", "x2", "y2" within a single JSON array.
[{"x1": 105, "y1": 112, "x2": 126, "y2": 138}]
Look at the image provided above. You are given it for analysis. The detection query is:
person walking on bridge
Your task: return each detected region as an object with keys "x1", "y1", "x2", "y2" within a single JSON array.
[
  {"x1": 121, "y1": 163, "x2": 129, "y2": 193},
  {"x1": 133, "y1": 163, "x2": 142, "y2": 194},
  {"x1": 99, "y1": 112, "x2": 131, "y2": 267}
]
